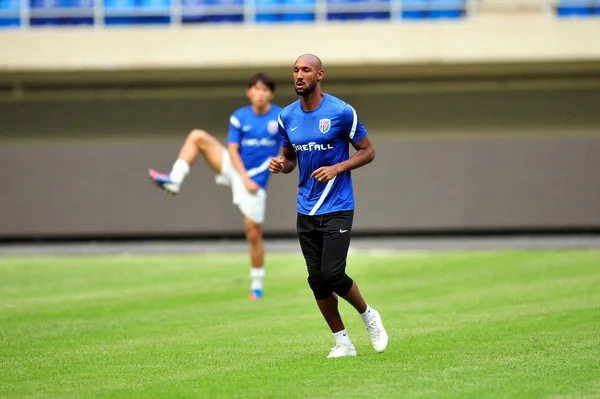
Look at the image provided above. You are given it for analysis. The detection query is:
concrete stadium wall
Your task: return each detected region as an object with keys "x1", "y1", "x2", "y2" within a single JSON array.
[
  {"x1": 1, "y1": 86, "x2": 599, "y2": 238},
  {"x1": 2, "y1": 19, "x2": 600, "y2": 74},
  {"x1": 1, "y1": 19, "x2": 600, "y2": 99}
]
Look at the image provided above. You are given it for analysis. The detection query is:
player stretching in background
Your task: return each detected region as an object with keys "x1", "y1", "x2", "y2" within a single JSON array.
[{"x1": 149, "y1": 73, "x2": 282, "y2": 300}]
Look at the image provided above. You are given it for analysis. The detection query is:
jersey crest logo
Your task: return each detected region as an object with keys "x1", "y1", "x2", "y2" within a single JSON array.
[
  {"x1": 267, "y1": 120, "x2": 279, "y2": 135},
  {"x1": 319, "y1": 119, "x2": 331, "y2": 134}
]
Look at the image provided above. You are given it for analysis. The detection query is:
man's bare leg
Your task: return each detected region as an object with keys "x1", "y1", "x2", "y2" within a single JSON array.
[
  {"x1": 175, "y1": 129, "x2": 224, "y2": 174},
  {"x1": 149, "y1": 129, "x2": 224, "y2": 195},
  {"x1": 316, "y1": 294, "x2": 345, "y2": 333},
  {"x1": 245, "y1": 216, "x2": 266, "y2": 299},
  {"x1": 317, "y1": 294, "x2": 358, "y2": 358},
  {"x1": 341, "y1": 281, "x2": 368, "y2": 313}
]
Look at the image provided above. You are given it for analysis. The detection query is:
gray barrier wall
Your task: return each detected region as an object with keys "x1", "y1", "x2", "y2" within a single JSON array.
[{"x1": 1, "y1": 87, "x2": 599, "y2": 238}]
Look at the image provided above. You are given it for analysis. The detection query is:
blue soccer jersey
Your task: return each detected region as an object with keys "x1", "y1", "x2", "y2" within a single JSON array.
[
  {"x1": 228, "y1": 104, "x2": 283, "y2": 189},
  {"x1": 277, "y1": 94, "x2": 368, "y2": 215}
]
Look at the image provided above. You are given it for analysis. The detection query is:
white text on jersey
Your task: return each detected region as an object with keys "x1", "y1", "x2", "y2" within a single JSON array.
[
  {"x1": 242, "y1": 138, "x2": 278, "y2": 147},
  {"x1": 293, "y1": 142, "x2": 334, "y2": 152}
]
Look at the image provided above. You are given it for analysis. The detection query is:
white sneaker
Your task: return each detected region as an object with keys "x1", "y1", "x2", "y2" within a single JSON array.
[
  {"x1": 327, "y1": 343, "x2": 357, "y2": 358},
  {"x1": 365, "y1": 309, "x2": 388, "y2": 353}
]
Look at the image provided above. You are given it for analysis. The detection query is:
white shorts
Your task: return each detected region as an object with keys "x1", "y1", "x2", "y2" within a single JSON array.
[{"x1": 215, "y1": 149, "x2": 267, "y2": 224}]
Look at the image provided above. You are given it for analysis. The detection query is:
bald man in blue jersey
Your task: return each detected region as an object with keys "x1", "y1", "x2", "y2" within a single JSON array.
[{"x1": 269, "y1": 54, "x2": 388, "y2": 358}]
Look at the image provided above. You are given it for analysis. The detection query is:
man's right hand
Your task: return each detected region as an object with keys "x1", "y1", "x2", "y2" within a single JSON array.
[
  {"x1": 269, "y1": 156, "x2": 285, "y2": 174},
  {"x1": 244, "y1": 177, "x2": 260, "y2": 194}
]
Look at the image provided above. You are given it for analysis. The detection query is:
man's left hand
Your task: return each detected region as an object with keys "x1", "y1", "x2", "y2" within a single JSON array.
[{"x1": 311, "y1": 165, "x2": 340, "y2": 183}]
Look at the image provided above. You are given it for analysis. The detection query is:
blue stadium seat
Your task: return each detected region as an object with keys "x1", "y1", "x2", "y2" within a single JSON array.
[
  {"x1": 556, "y1": 0, "x2": 593, "y2": 17},
  {"x1": 354, "y1": 0, "x2": 390, "y2": 21},
  {"x1": 29, "y1": 0, "x2": 94, "y2": 26},
  {"x1": 138, "y1": 0, "x2": 169, "y2": 11},
  {"x1": 182, "y1": 14, "x2": 244, "y2": 23},
  {"x1": 0, "y1": 17, "x2": 20, "y2": 26},
  {"x1": 181, "y1": 0, "x2": 243, "y2": 24},
  {"x1": 60, "y1": 0, "x2": 94, "y2": 25},
  {"x1": 104, "y1": 0, "x2": 137, "y2": 25},
  {"x1": 58, "y1": 0, "x2": 93, "y2": 7},
  {"x1": 30, "y1": 0, "x2": 59, "y2": 7},
  {"x1": 104, "y1": 0, "x2": 170, "y2": 25},
  {"x1": 254, "y1": 0, "x2": 280, "y2": 23},
  {"x1": 30, "y1": 17, "x2": 94, "y2": 25},
  {"x1": 0, "y1": 0, "x2": 21, "y2": 26},
  {"x1": 326, "y1": 0, "x2": 351, "y2": 21},
  {"x1": 104, "y1": 0, "x2": 134, "y2": 9},
  {"x1": 0, "y1": 0, "x2": 20, "y2": 8},
  {"x1": 400, "y1": 0, "x2": 426, "y2": 19},
  {"x1": 281, "y1": 0, "x2": 315, "y2": 23},
  {"x1": 105, "y1": 16, "x2": 171, "y2": 25},
  {"x1": 135, "y1": 0, "x2": 171, "y2": 24},
  {"x1": 328, "y1": 0, "x2": 390, "y2": 21},
  {"x1": 0, "y1": 0, "x2": 20, "y2": 29},
  {"x1": 427, "y1": 0, "x2": 464, "y2": 19}
]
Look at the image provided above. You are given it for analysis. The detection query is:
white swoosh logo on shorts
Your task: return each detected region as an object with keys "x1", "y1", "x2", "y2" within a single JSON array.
[{"x1": 339, "y1": 229, "x2": 348, "y2": 233}]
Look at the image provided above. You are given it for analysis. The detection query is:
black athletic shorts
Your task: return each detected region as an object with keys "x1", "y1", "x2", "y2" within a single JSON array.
[{"x1": 296, "y1": 210, "x2": 354, "y2": 299}]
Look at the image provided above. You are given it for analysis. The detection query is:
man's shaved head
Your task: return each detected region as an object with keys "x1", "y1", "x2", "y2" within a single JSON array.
[
  {"x1": 293, "y1": 54, "x2": 324, "y2": 98},
  {"x1": 295, "y1": 54, "x2": 323, "y2": 71}
]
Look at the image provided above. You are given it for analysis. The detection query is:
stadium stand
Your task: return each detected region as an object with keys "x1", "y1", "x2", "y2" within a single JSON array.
[{"x1": 1, "y1": 0, "x2": 598, "y2": 28}]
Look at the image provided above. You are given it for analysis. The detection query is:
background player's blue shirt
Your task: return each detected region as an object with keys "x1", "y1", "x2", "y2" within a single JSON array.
[
  {"x1": 228, "y1": 104, "x2": 282, "y2": 189},
  {"x1": 278, "y1": 94, "x2": 368, "y2": 215}
]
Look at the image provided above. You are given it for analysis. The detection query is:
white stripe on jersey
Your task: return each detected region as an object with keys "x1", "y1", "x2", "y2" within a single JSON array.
[
  {"x1": 309, "y1": 176, "x2": 337, "y2": 216},
  {"x1": 247, "y1": 157, "x2": 273, "y2": 177},
  {"x1": 349, "y1": 106, "x2": 358, "y2": 140},
  {"x1": 277, "y1": 115, "x2": 285, "y2": 129},
  {"x1": 230, "y1": 115, "x2": 241, "y2": 129}
]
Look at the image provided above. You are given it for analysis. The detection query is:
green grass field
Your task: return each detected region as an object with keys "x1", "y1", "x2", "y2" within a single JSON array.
[{"x1": 1, "y1": 249, "x2": 599, "y2": 399}]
